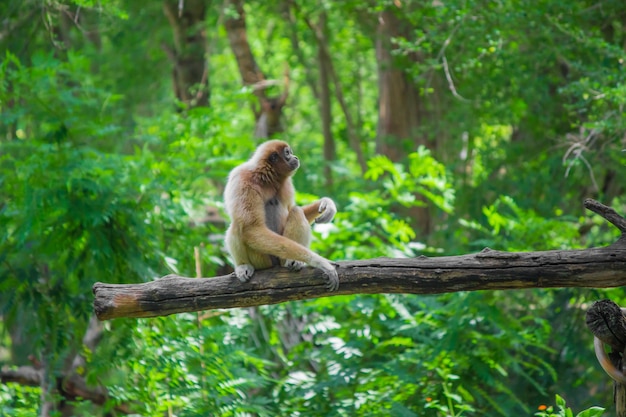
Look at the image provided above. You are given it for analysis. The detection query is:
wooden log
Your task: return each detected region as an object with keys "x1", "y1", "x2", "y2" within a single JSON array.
[
  {"x1": 93, "y1": 199, "x2": 626, "y2": 321},
  {"x1": 94, "y1": 244, "x2": 626, "y2": 320}
]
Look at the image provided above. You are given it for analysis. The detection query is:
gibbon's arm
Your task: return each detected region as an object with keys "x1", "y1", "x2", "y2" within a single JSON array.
[
  {"x1": 301, "y1": 197, "x2": 337, "y2": 224},
  {"x1": 242, "y1": 225, "x2": 326, "y2": 269}
]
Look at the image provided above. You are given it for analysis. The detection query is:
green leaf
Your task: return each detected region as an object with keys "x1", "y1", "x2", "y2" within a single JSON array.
[{"x1": 575, "y1": 407, "x2": 605, "y2": 417}]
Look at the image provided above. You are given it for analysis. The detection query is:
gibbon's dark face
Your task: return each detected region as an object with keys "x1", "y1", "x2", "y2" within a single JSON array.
[{"x1": 269, "y1": 144, "x2": 300, "y2": 176}]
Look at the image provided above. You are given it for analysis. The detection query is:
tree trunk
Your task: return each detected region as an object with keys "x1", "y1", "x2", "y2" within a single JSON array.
[
  {"x1": 375, "y1": 10, "x2": 429, "y2": 158},
  {"x1": 162, "y1": 0, "x2": 210, "y2": 108},
  {"x1": 224, "y1": 0, "x2": 287, "y2": 138},
  {"x1": 317, "y1": 13, "x2": 336, "y2": 188},
  {"x1": 375, "y1": 8, "x2": 434, "y2": 233},
  {"x1": 301, "y1": 12, "x2": 367, "y2": 174}
]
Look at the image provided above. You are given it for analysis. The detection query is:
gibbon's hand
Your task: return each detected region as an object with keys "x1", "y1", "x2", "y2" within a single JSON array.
[
  {"x1": 284, "y1": 259, "x2": 306, "y2": 271},
  {"x1": 315, "y1": 197, "x2": 337, "y2": 224}
]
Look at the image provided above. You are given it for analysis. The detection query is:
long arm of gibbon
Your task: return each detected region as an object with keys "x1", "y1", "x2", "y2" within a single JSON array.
[{"x1": 243, "y1": 226, "x2": 327, "y2": 267}]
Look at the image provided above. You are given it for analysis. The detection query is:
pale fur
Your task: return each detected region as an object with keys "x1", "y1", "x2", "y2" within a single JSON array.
[{"x1": 224, "y1": 140, "x2": 339, "y2": 291}]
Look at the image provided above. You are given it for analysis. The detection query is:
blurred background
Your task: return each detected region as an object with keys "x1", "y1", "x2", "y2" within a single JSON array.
[{"x1": 0, "y1": 0, "x2": 625, "y2": 415}]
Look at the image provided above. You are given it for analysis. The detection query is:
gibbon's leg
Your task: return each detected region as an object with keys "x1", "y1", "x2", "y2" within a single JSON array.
[
  {"x1": 226, "y1": 225, "x2": 272, "y2": 282},
  {"x1": 225, "y1": 225, "x2": 254, "y2": 281},
  {"x1": 282, "y1": 206, "x2": 312, "y2": 271}
]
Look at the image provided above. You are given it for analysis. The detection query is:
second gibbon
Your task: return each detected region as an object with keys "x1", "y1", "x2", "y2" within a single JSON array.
[{"x1": 224, "y1": 140, "x2": 339, "y2": 291}]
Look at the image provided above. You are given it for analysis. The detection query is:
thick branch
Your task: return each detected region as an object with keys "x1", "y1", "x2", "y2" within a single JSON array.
[
  {"x1": 94, "y1": 244, "x2": 626, "y2": 320},
  {"x1": 0, "y1": 366, "x2": 132, "y2": 414},
  {"x1": 93, "y1": 199, "x2": 626, "y2": 320},
  {"x1": 0, "y1": 366, "x2": 42, "y2": 386}
]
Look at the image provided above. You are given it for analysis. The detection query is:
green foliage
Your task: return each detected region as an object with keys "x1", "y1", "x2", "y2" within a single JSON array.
[
  {"x1": 0, "y1": 49, "x2": 213, "y2": 409},
  {"x1": 322, "y1": 146, "x2": 455, "y2": 260},
  {"x1": 0, "y1": 384, "x2": 39, "y2": 417},
  {"x1": 68, "y1": 0, "x2": 129, "y2": 19},
  {"x1": 460, "y1": 195, "x2": 583, "y2": 251},
  {"x1": 1, "y1": 50, "x2": 125, "y2": 147},
  {"x1": 535, "y1": 395, "x2": 604, "y2": 417},
  {"x1": 89, "y1": 315, "x2": 279, "y2": 416},
  {"x1": 365, "y1": 146, "x2": 455, "y2": 214},
  {"x1": 423, "y1": 368, "x2": 475, "y2": 417},
  {"x1": 0, "y1": 53, "x2": 165, "y2": 370},
  {"x1": 1, "y1": 0, "x2": 624, "y2": 415}
]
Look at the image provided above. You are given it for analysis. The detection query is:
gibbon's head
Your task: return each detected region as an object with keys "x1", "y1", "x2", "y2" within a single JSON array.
[{"x1": 253, "y1": 140, "x2": 300, "y2": 178}]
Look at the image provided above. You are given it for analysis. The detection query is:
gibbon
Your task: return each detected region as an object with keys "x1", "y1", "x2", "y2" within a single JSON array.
[{"x1": 224, "y1": 140, "x2": 339, "y2": 291}]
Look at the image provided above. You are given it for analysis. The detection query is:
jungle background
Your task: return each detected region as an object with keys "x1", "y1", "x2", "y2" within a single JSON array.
[{"x1": 1, "y1": 0, "x2": 625, "y2": 415}]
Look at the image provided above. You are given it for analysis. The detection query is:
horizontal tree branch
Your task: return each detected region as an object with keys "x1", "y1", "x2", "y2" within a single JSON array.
[
  {"x1": 93, "y1": 199, "x2": 626, "y2": 321},
  {"x1": 0, "y1": 366, "x2": 133, "y2": 414},
  {"x1": 0, "y1": 366, "x2": 42, "y2": 386},
  {"x1": 94, "y1": 245, "x2": 626, "y2": 320}
]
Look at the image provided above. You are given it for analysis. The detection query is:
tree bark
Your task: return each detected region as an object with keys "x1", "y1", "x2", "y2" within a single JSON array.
[
  {"x1": 223, "y1": 0, "x2": 264, "y2": 89},
  {"x1": 375, "y1": 9, "x2": 429, "y2": 158}
]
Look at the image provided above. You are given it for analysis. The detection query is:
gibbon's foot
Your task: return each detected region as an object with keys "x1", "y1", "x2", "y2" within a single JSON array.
[
  {"x1": 323, "y1": 267, "x2": 340, "y2": 292},
  {"x1": 235, "y1": 264, "x2": 255, "y2": 282},
  {"x1": 285, "y1": 259, "x2": 306, "y2": 271}
]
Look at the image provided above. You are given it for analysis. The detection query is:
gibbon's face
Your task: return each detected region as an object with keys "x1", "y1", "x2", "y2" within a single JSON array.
[{"x1": 268, "y1": 144, "x2": 300, "y2": 176}]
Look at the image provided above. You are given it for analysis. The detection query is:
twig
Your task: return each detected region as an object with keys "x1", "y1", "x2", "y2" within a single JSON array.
[
  {"x1": 584, "y1": 199, "x2": 626, "y2": 234},
  {"x1": 563, "y1": 128, "x2": 600, "y2": 192},
  {"x1": 442, "y1": 54, "x2": 470, "y2": 102}
]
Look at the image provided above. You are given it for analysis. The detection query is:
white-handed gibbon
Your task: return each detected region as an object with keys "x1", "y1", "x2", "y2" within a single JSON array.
[{"x1": 224, "y1": 140, "x2": 339, "y2": 291}]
